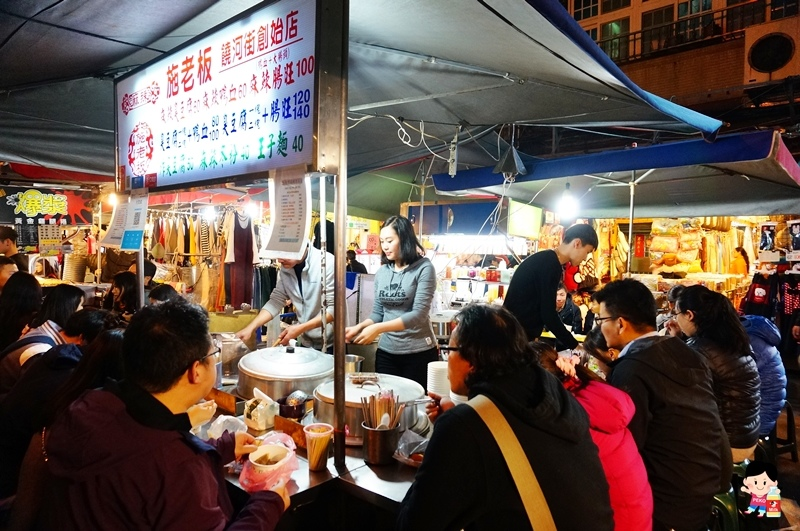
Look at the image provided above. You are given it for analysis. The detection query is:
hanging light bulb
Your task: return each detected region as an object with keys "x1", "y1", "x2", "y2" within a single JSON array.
[
  {"x1": 201, "y1": 206, "x2": 216, "y2": 221},
  {"x1": 244, "y1": 201, "x2": 259, "y2": 218},
  {"x1": 108, "y1": 193, "x2": 118, "y2": 207},
  {"x1": 557, "y1": 182, "x2": 579, "y2": 220}
]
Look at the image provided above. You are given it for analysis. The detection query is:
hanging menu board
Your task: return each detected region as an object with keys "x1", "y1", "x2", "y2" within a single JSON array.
[
  {"x1": 115, "y1": 0, "x2": 316, "y2": 193},
  {"x1": 261, "y1": 165, "x2": 310, "y2": 259}
]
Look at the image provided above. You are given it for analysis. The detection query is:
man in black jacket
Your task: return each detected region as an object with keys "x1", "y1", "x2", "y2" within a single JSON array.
[
  {"x1": 504, "y1": 224, "x2": 597, "y2": 350},
  {"x1": 594, "y1": 279, "x2": 731, "y2": 531}
]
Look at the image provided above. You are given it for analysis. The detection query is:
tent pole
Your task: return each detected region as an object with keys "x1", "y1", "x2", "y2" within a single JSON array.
[
  {"x1": 627, "y1": 172, "x2": 635, "y2": 275},
  {"x1": 319, "y1": 178, "x2": 327, "y2": 355},
  {"x1": 315, "y1": 0, "x2": 349, "y2": 468}
]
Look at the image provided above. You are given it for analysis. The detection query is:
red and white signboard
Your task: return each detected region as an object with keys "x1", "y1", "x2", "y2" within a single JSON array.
[{"x1": 115, "y1": 0, "x2": 316, "y2": 192}]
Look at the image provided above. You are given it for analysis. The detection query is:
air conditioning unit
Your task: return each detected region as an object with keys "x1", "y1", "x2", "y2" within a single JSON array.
[{"x1": 743, "y1": 17, "x2": 800, "y2": 85}]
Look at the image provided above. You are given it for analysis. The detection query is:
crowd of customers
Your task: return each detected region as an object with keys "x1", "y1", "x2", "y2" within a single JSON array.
[{"x1": 0, "y1": 220, "x2": 791, "y2": 531}]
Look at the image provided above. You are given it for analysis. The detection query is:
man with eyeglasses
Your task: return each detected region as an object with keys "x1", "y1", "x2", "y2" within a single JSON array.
[
  {"x1": 593, "y1": 279, "x2": 730, "y2": 531},
  {"x1": 38, "y1": 298, "x2": 289, "y2": 530}
]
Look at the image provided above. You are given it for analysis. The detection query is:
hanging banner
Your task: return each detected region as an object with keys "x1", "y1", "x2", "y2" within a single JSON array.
[
  {"x1": 0, "y1": 186, "x2": 94, "y2": 226},
  {"x1": 261, "y1": 165, "x2": 310, "y2": 259},
  {"x1": 115, "y1": 0, "x2": 316, "y2": 193}
]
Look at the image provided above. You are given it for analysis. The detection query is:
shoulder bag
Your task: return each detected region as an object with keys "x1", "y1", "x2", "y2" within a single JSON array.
[{"x1": 466, "y1": 394, "x2": 557, "y2": 531}]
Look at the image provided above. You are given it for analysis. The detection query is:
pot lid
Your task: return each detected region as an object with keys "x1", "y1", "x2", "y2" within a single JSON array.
[
  {"x1": 314, "y1": 373, "x2": 424, "y2": 408},
  {"x1": 238, "y1": 346, "x2": 333, "y2": 379},
  {"x1": 430, "y1": 309, "x2": 459, "y2": 323}
]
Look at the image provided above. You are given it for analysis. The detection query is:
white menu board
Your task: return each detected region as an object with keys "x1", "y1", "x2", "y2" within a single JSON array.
[
  {"x1": 115, "y1": 0, "x2": 316, "y2": 191},
  {"x1": 261, "y1": 165, "x2": 310, "y2": 259}
]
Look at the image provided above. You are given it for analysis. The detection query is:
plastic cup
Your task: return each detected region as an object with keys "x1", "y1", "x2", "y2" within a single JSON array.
[{"x1": 303, "y1": 423, "x2": 333, "y2": 472}]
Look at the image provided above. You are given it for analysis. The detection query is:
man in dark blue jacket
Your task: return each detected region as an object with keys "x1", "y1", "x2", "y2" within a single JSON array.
[{"x1": 594, "y1": 279, "x2": 731, "y2": 531}]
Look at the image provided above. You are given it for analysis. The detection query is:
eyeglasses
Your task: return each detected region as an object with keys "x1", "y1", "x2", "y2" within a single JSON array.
[
  {"x1": 438, "y1": 345, "x2": 460, "y2": 360},
  {"x1": 191, "y1": 339, "x2": 221, "y2": 369},
  {"x1": 594, "y1": 315, "x2": 614, "y2": 325}
]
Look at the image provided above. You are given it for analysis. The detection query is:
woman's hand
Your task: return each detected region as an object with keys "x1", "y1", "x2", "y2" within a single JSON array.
[
  {"x1": 345, "y1": 324, "x2": 363, "y2": 343},
  {"x1": 664, "y1": 318, "x2": 683, "y2": 338},
  {"x1": 348, "y1": 323, "x2": 379, "y2": 345},
  {"x1": 187, "y1": 400, "x2": 217, "y2": 428},
  {"x1": 234, "y1": 431, "x2": 258, "y2": 461},
  {"x1": 426, "y1": 392, "x2": 455, "y2": 424}
]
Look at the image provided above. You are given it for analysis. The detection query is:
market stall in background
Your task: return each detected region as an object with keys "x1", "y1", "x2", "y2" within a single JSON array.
[{"x1": 0, "y1": 184, "x2": 102, "y2": 301}]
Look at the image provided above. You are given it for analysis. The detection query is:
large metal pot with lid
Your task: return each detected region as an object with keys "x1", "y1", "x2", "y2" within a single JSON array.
[
  {"x1": 313, "y1": 373, "x2": 425, "y2": 445},
  {"x1": 237, "y1": 346, "x2": 333, "y2": 400}
]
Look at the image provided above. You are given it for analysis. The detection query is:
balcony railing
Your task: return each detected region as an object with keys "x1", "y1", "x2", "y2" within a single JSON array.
[{"x1": 596, "y1": 0, "x2": 798, "y2": 62}]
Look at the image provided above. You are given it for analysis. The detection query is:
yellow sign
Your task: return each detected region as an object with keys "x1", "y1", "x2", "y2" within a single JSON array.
[{"x1": 14, "y1": 190, "x2": 68, "y2": 218}]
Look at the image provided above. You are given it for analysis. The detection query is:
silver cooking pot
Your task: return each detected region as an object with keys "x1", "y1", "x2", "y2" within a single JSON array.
[
  {"x1": 237, "y1": 346, "x2": 333, "y2": 400},
  {"x1": 430, "y1": 310, "x2": 459, "y2": 342},
  {"x1": 211, "y1": 333, "x2": 249, "y2": 377},
  {"x1": 313, "y1": 373, "x2": 425, "y2": 445}
]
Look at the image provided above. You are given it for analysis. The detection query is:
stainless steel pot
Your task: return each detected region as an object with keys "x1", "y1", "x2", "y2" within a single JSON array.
[
  {"x1": 212, "y1": 332, "x2": 249, "y2": 377},
  {"x1": 237, "y1": 346, "x2": 333, "y2": 400},
  {"x1": 313, "y1": 373, "x2": 425, "y2": 445},
  {"x1": 430, "y1": 310, "x2": 459, "y2": 342}
]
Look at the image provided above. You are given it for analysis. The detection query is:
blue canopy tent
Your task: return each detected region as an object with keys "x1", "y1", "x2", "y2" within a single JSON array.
[
  {"x1": 433, "y1": 130, "x2": 800, "y2": 269},
  {"x1": 433, "y1": 130, "x2": 800, "y2": 218}
]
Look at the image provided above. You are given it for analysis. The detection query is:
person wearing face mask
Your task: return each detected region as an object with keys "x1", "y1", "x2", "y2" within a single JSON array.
[
  {"x1": 236, "y1": 240, "x2": 334, "y2": 352},
  {"x1": 346, "y1": 215, "x2": 437, "y2": 389},
  {"x1": 504, "y1": 224, "x2": 598, "y2": 351}
]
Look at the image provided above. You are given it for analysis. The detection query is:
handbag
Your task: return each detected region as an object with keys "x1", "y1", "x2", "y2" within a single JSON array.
[{"x1": 466, "y1": 394, "x2": 557, "y2": 531}]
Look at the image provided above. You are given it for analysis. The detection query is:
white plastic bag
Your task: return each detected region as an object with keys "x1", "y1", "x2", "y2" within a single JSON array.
[{"x1": 206, "y1": 415, "x2": 248, "y2": 440}]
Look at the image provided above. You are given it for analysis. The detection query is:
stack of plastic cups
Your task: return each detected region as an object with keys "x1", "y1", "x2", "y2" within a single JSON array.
[{"x1": 427, "y1": 361, "x2": 449, "y2": 396}]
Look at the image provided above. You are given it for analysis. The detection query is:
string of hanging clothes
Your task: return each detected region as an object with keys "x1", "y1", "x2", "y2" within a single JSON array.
[{"x1": 144, "y1": 206, "x2": 276, "y2": 311}]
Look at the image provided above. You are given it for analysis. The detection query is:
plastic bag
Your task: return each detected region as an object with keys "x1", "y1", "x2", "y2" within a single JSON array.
[
  {"x1": 207, "y1": 415, "x2": 248, "y2": 440},
  {"x1": 239, "y1": 432, "x2": 298, "y2": 493},
  {"x1": 393, "y1": 429, "x2": 429, "y2": 468}
]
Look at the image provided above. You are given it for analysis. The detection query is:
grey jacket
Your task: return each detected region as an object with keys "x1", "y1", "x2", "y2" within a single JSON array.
[
  {"x1": 261, "y1": 245, "x2": 334, "y2": 350},
  {"x1": 370, "y1": 258, "x2": 437, "y2": 354}
]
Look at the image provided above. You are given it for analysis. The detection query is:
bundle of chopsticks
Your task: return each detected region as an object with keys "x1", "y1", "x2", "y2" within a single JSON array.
[{"x1": 360, "y1": 390, "x2": 405, "y2": 430}]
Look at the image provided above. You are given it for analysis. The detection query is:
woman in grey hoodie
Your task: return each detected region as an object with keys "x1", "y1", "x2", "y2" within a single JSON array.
[{"x1": 346, "y1": 215, "x2": 438, "y2": 389}]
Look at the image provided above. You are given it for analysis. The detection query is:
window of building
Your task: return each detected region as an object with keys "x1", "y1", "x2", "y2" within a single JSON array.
[
  {"x1": 771, "y1": 0, "x2": 799, "y2": 19},
  {"x1": 641, "y1": 6, "x2": 674, "y2": 53},
  {"x1": 602, "y1": 0, "x2": 631, "y2": 13},
  {"x1": 574, "y1": 0, "x2": 599, "y2": 21},
  {"x1": 586, "y1": 27, "x2": 599, "y2": 40},
  {"x1": 600, "y1": 18, "x2": 630, "y2": 60},
  {"x1": 676, "y1": 0, "x2": 716, "y2": 42}
]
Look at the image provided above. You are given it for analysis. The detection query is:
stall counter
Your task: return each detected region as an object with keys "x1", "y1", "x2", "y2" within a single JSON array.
[{"x1": 226, "y1": 441, "x2": 417, "y2": 527}]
